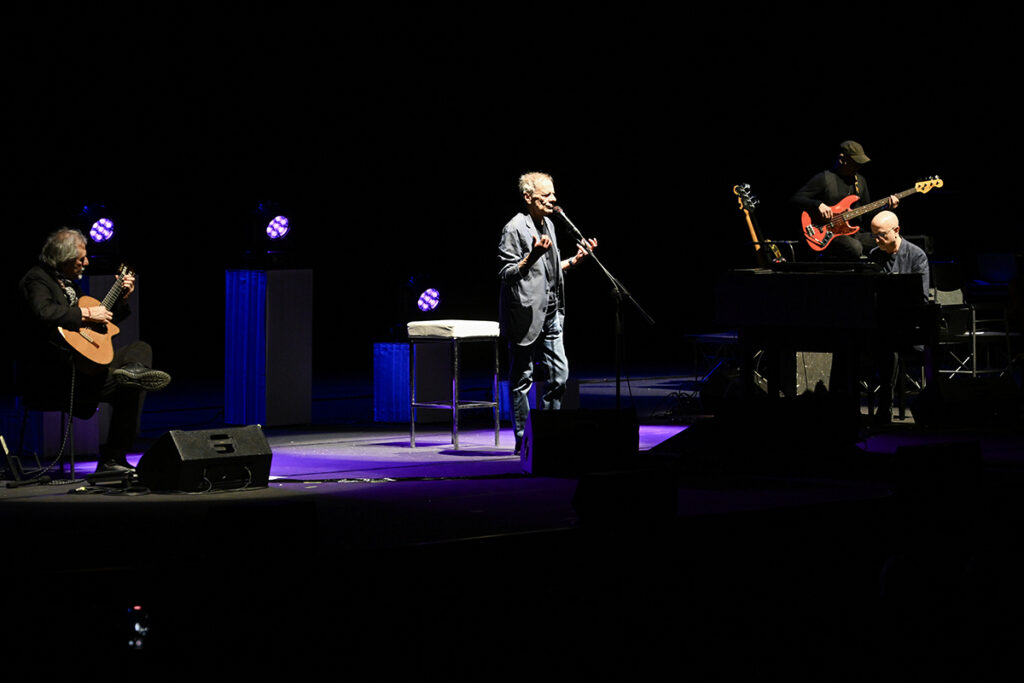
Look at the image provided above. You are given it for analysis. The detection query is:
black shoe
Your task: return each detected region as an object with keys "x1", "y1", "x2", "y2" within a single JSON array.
[
  {"x1": 873, "y1": 409, "x2": 892, "y2": 426},
  {"x1": 113, "y1": 363, "x2": 171, "y2": 391},
  {"x1": 97, "y1": 446, "x2": 135, "y2": 472},
  {"x1": 88, "y1": 462, "x2": 136, "y2": 486},
  {"x1": 95, "y1": 459, "x2": 134, "y2": 474}
]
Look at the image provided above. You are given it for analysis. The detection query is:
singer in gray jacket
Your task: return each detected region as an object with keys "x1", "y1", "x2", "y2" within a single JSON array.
[{"x1": 497, "y1": 172, "x2": 596, "y2": 453}]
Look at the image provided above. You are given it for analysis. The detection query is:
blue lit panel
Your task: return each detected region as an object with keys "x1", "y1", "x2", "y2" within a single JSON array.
[
  {"x1": 225, "y1": 270, "x2": 267, "y2": 425},
  {"x1": 373, "y1": 343, "x2": 410, "y2": 422}
]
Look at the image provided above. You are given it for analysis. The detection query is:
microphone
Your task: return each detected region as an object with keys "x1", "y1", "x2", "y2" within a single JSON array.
[
  {"x1": 553, "y1": 206, "x2": 587, "y2": 244},
  {"x1": 553, "y1": 205, "x2": 579, "y2": 230}
]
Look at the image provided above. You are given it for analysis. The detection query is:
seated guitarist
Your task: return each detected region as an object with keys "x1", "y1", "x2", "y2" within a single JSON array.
[
  {"x1": 16, "y1": 228, "x2": 171, "y2": 474},
  {"x1": 790, "y1": 140, "x2": 899, "y2": 259}
]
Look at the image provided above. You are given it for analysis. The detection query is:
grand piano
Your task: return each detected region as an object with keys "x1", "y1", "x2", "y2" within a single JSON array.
[{"x1": 715, "y1": 265, "x2": 937, "y2": 401}]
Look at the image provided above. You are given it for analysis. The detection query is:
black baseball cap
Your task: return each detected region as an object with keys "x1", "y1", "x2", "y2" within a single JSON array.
[{"x1": 839, "y1": 140, "x2": 871, "y2": 164}]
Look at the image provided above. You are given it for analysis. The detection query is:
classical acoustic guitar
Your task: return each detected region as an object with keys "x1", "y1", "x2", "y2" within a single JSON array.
[
  {"x1": 57, "y1": 263, "x2": 133, "y2": 366},
  {"x1": 801, "y1": 176, "x2": 944, "y2": 251}
]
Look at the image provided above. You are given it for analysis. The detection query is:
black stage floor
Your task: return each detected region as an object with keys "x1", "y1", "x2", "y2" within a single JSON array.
[{"x1": 3, "y1": 373, "x2": 1024, "y2": 679}]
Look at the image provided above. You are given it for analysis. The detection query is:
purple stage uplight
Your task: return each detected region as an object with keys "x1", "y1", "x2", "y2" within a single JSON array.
[
  {"x1": 417, "y1": 288, "x2": 440, "y2": 311},
  {"x1": 90, "y1": 218, "x2": 115, "y2": 242},
  {"x1": 266, "y1": 215, "x2": 290, "y2": 240}
]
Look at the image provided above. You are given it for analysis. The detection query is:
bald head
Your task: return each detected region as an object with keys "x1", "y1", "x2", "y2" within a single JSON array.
[
  {"x1": 871, "y1": 210, "x2": 902, "y2": 254},
  {"x1": 872, "y1": 210, "x2": 898, "y2": 231}
]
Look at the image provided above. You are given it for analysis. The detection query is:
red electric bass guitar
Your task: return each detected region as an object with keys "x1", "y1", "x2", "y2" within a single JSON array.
[{"x1": 801, "y1": 176, "x2": 943, "y2": 251}]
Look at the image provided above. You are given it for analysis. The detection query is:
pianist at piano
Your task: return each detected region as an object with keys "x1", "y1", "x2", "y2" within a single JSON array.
[
  {"x1": 868, "y1": 211, "x2": 930, "y2": 299},
  {"x1": 715, "y1": 254, "x2": 934, "y2": 423},
  {"x1": 867, "y1": 210, "x2": 931, "y2": 423}
]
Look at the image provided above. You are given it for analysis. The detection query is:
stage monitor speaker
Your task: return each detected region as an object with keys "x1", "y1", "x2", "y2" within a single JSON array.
[
  {"x1": 137, "y1": 425, "x2": 273, "y2": 492},
  {"x1": 522, "y1": 408, "x2": 639, "y2": 476}
]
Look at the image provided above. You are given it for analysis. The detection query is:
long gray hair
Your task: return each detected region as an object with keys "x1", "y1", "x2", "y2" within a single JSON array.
[{"x1": 39, "y1": 228, "x2": 87, "y2": 269}]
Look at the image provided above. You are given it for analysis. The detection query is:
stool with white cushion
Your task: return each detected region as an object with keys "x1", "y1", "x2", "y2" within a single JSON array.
[{"x1": 408, "y1": 319, "x2": 500, "y2": 450}]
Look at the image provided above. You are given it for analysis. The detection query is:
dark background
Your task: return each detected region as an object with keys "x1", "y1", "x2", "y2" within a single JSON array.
[{"x1": 3, "y1": 6, "x2": 1016, "y2": 393}]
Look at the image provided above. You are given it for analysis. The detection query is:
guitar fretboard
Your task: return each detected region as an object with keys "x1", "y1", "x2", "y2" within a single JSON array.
[
  {"x1": 828, "y1": 187, "x2": 920, "y2": 226},
  {"x1": 99, "y1": 267, "x2": 129, "y2": 311}
]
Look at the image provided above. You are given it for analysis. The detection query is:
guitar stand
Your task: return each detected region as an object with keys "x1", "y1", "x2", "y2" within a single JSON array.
[{"x1": 2, "y1": 434, "x2": 54, "y2": 488}]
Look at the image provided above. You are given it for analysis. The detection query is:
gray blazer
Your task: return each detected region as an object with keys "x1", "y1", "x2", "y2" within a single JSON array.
[{"x1": 497, "y1": 212, "x2": 565, "y2": 346}]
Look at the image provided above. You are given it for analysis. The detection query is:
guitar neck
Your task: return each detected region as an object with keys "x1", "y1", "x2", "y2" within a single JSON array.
[
  {"x1": 99, "y1": 268, "x2": 128, "y2": 311},
  {"x1": 101, "y1": 282, "x2": 122, "y2": 310},
  {"x1": 742, "y1": 209, "x2": 768, "y2": 267},
  {"x1": 841, "y1": 186, "x2": 919, "y2": 221},
  {"x1": 743, "y1": 208, "x2": 783, "y2": 264}
]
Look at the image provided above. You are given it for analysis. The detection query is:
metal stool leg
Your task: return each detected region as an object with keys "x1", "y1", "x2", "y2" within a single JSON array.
[
  {"x1": 492, "y1": 338, "x2": 500, "y2": 447},
  {"x1": 410, "y1": 339, "x2": 417, "y2": 448},
  {"x1": 64, "y1": 412, "x2": 75, "y2": 480},
  {"x1": 452, "y1": 339, "x2": 459, "y2": 450}
]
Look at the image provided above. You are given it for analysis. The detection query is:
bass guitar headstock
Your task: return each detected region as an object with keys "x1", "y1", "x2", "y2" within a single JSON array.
[
  {"x1": 915, "y1": 176, "x2": 944, "y2": 194},
  {"x1": 733, "y1": 184, "x2": 759, "y2": 214}
]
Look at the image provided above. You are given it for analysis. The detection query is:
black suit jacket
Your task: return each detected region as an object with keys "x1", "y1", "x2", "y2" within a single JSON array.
[{"x1": 16, "y1": 264, "x2": 130, "y2": 416}]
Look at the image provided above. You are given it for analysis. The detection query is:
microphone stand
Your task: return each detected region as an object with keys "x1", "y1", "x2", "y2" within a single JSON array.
[{"x1": 554, "y1": 207, "x2": 655, "y2": 410}]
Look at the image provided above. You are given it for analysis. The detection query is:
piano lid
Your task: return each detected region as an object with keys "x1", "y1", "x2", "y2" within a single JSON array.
[
  {"x1": 715, "y1": 268, "x2": 926, "y2": 331},
  {"x1": 768, "y1": 261, "x2": 882, "y2": 275}
]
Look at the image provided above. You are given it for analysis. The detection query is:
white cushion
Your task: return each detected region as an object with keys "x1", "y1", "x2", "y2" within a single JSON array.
[{"x1": 407, "y1": 319, "x2": 500, "y2": 339}]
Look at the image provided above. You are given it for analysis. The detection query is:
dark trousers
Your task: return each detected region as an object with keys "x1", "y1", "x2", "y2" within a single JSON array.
[
  {"x1": 82, "y1": 341, "x2": 153, "y2": 457},
  {"x1": 509, "y1": 311, "x2": 568, "y2": 447}
]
